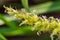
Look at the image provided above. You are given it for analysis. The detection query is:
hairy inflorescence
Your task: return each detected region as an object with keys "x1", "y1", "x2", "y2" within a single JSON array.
[{"x1": 4, "y1": 6, "x2": 60, "y2": 40}]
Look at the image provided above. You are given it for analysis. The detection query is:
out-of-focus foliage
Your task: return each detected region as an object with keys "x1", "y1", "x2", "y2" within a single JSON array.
[
  {"x1": 31, "y1": 0, "x2": 52, "y2": 3},
  {"x1": 30, "y1": 1, "x2": 60, "y2": 14},
  {"x1": 21, "y1": 0, "x2": 30, "y2": 12},
  {"x1": 0, "y1": 34, "x2": 7, "y2": 40}
]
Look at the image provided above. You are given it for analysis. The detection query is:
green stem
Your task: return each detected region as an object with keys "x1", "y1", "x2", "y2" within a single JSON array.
[{"x1": 21, "y1": 0, "x2": 30, "y2": 12}]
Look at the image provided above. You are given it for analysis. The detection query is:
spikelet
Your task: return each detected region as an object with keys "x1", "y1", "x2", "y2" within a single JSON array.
[{"x1": 3, "y1": 5, "x2": 18, "y2": 15}]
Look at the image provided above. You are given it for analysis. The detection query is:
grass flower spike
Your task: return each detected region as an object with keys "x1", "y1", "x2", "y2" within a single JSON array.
[{"x1": 4, "y1": 6, "x2": 60, "y2": 40}]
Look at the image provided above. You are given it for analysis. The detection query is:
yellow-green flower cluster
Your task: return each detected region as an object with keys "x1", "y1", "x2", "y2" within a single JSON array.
[
  {"x1": 3, "y1": 5, "x2": 18, "y2": 15},
  {"x1": 4, "y1": 6, "x2": 60, "y2": 40}
]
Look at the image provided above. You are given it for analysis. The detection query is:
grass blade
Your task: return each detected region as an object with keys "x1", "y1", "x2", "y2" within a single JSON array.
[
  {"x1": 30, "y1": 1, "x2": 60, "y2": 14},
  {"x1": 0, "y1": 14, "x2": 17, "y2": 28},
  {"x1": 0, "y1": 34, "x2": 7, "y2": 40}
]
